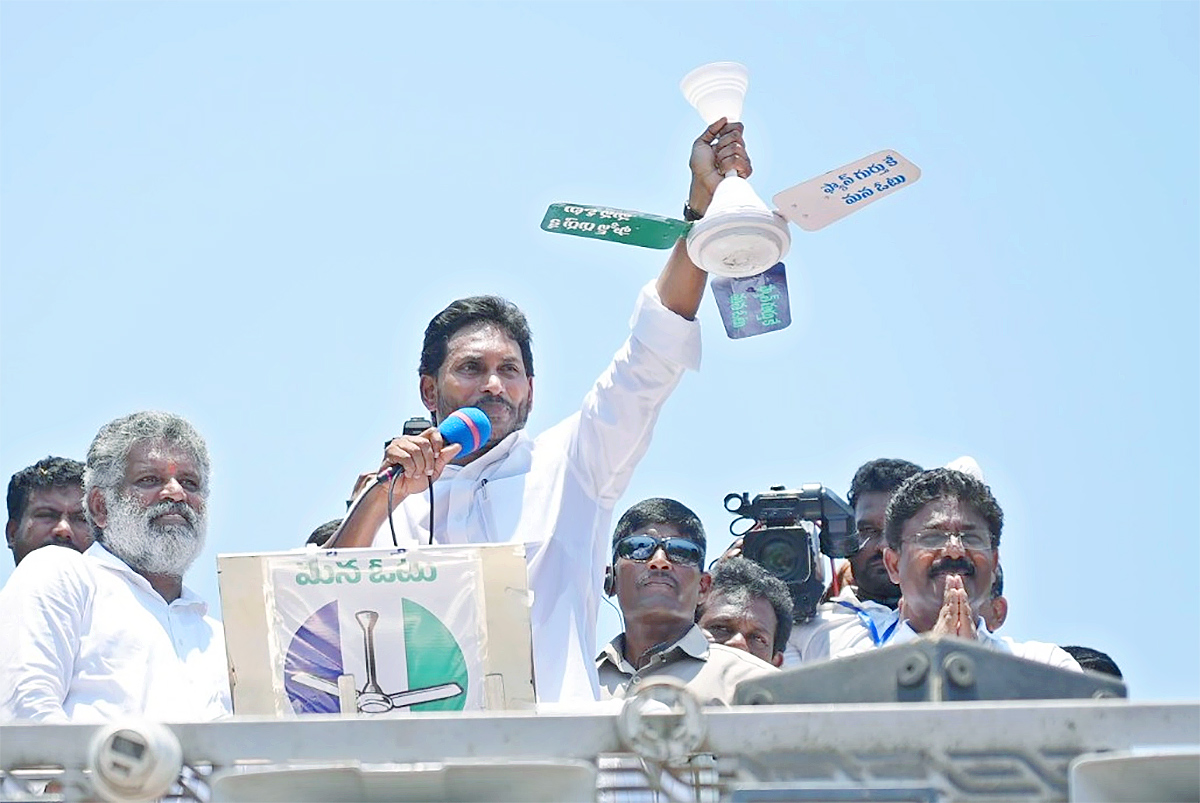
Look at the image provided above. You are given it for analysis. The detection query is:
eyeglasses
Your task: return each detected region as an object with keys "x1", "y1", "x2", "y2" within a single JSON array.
[
  {"x1": 613, "y1": 535, "x2": 705, "y2": 568},
  {"x1": 904, "y1": 530, "x2": 992, "y2": 552}
]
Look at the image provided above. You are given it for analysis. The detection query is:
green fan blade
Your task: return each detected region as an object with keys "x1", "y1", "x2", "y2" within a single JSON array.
[{"x1": 540, "y1": 203, "x2": 691, "y2": 249}]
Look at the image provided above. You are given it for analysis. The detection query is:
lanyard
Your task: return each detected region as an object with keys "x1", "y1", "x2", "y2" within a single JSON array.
[{"x1": 835, "y1": 600, "x2": 898, "y2": 646}]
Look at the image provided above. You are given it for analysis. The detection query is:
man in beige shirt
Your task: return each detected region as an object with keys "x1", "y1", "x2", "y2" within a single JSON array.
[{"x1": 596, "y1": 498, "x2": 775, "y2": 706}]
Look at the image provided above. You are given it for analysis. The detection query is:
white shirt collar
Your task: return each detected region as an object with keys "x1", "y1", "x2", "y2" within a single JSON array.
[{"x1": 85, "y1": 542, "x2": 208, "y2": 612}]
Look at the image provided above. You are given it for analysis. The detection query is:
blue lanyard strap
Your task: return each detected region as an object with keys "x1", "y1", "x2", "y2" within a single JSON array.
[{"x1": 835, "y1": 600, "x2": 898, "y2": 646}]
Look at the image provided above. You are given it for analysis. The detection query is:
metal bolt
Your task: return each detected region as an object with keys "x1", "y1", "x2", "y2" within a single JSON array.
[
  {"x1": 943, "y1": 652, "x2": 976, "y2": 688},
  {"x1": 743, "y1": 689, "x2": 774, "y2": 705},
  {"x1": 897, "y1": 652, "x2": 930, "y2": 687}
]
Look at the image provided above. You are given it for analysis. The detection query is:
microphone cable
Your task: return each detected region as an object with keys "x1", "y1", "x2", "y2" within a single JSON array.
[
  {"x1": 424, "y1": 417, "x2": 436, "y2": 547},
  {"x1": 379, "y1": 408, "x2": 489, "y2": 550},
  {"x1": 383, "y1": 468, "x2": 438, "y2": 548},
  {"x1": 427, "y1": 482, "x2": 435, "y2": 546},
  {"x1": 381, "y1": 454, "x2": 442, "y2": 549},
  {"x1": 384, "y1": 468, "x2": 438, "y2": 549},
  {"x1": 384, "y1": 472, "x2": 436, "y2": 547},
  {"x1": 387, "y1": 416, "x2": 431, "y2": 549},
  {"x1": 387, "y1": 471, "x2": 400, "y2": 548},
  {"x1": 601, "y1": 590, "x2": 625, "y2": 639}
]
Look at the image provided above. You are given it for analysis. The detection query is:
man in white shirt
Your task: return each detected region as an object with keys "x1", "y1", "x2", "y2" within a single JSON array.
[
  {"x1": 878, "y1": 467, "x2": 1080, "y2": 670},
  {"x1": 0, "y1": 411, "x2": 232, "y2": 722},
  {"x1": 327, "y1": 119, "x2": 753, "y2": 703}
]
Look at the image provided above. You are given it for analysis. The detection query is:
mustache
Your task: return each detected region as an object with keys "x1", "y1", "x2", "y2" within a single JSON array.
[
  {"x1": 472, "y1": 396, "x2": 515, "y2": 415},
  {"x1": 929, "y1": 557, "x2": 975, "y2": 577},
  {"x1": 146, "y1": 500, "x2": 198, "y2": 527},
  {"x1": 637, "y1": 570, "x2": 678, "y2": 589}
]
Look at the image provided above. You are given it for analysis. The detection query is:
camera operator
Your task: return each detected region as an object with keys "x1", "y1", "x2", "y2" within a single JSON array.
[{"x1": 782, "y1": 458, "x2": 921, "y2": 666}]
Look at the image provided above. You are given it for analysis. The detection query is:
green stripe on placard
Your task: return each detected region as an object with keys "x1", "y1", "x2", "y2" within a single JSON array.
[
  {"x1": 402, "y1": 599, "x2": 468, "y2": 712},
  {"x1": 540, "y1": 203, "x2": 691, "y2": 249}
]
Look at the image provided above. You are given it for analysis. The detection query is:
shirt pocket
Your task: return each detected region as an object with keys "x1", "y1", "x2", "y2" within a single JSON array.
[{"x1": 479, "y1": 474, "x2": 528, "y2": 544}]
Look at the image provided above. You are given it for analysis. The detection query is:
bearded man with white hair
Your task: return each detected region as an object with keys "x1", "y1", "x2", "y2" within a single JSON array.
[{"x1": 0, "y1": 411, "x2": 231, "y2": 722}]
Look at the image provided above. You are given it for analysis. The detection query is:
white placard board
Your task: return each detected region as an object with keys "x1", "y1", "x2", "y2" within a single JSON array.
[{"x1": 218, "y1": 544, "x2": 534, "y2": 716}]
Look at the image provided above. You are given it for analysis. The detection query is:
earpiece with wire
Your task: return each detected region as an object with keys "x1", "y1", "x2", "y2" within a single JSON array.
[{"x1": 600, "y1": 563, "x2": 625, "y2": 634}]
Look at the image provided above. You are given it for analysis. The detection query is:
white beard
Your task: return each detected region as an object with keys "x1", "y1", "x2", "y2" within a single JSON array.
[{"x1": 101, "y1": 492, "x2": 206, "y2": 576}]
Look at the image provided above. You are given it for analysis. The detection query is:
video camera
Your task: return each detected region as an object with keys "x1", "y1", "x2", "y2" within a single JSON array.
[{"x1": 724, "y1": 484, "x2": 860, "y2": 622}]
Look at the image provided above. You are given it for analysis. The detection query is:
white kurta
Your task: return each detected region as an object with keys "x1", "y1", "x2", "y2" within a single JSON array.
[
  {"x1": 371, "y1": 281, "x2": 702, "y2": 702},
  {"x1": 885, "y1": 619, "x2": 1083, "y2": 670},
  {"x1": 783, "y1": 585, "x2": 899, "y2": 667},
  {"x1": 0, "y1": 542, "x2": 232, "y2": 722}
]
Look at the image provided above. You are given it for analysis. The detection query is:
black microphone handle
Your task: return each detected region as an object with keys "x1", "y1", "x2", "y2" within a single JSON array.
[{"x1": 376, "y1": 463, "x2": 404, "y2": 484}]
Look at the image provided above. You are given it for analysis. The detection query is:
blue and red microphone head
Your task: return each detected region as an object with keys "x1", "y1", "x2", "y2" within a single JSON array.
[
  {"x1": 375, "y1": 407, "x2": 492, "y2": 485},
  {"x1": 439, "y1": 407, "x2": 491, "y2": 458}
]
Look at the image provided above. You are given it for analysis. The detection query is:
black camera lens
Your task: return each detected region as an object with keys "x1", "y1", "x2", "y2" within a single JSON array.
[{"x1": 759, "y1": 538, "x2": 800, "y2": 577}]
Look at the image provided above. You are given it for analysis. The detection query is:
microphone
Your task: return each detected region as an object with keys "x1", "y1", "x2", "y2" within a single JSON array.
[{"x1": 376, "y1": 407, "x2": 492, "y2": 483}]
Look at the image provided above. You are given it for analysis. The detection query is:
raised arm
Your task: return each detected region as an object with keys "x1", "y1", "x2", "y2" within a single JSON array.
[{"x1": 657, "y1": 118, "x2": 754, "y2": 320}]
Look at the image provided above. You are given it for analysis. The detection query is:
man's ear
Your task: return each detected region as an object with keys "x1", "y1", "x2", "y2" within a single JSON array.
[
  {"x1": 88, "y1": 489, "x2": 108, "y2": 530},
  {"x1": 771, "y1": 651, "x2": 784, "y2": 668},
  {"x1": 419, "y1": 375, "x2": 438, "y2": 417},
  {"x1": 883, "y1": 546, "x2": 901, "y2": 584},
  {"x1": 5, "y1": 519, "x2": 16, "y2": 548},
  {"x1": 989, "y1": 595, "x2": 1009, "y2": 630},
  {"x1": 696, "y1": 572, "x2": 713, "y2": 606}
]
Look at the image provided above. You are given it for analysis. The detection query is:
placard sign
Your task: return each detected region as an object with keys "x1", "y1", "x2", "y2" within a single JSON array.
[
  {"x1": 540, "y1": 203, "x2": 690, "y2": 249},
  {"x1": 710, "y1": 262, "x2": 792, "y2": 339},
  {"x1": 773, "y1": 150, "x2": 922, "y2": 232},
  {"x1": 218, "y1": 544, "x2": 534, "y2": 717}
]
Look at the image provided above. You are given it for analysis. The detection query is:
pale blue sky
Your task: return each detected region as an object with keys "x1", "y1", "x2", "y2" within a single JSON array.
[{"x1": 2, "y1": 1, "x2": 1196, "y2": 701}]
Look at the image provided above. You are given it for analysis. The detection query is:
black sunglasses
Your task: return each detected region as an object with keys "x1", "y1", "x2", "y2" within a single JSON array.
[{"x1": 613, "y1": 534, "x2": 704, "y2": 568}]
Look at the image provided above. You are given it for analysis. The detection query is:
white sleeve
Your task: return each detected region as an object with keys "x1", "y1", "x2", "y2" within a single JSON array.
[
  {"x1": 993, "y1": 634, "x2": 1085, "y2": 672},
  {"x1": 0, "y1": 550, "x2": 91, "y2": 722},
  {"x1": 1040, "y1": 644, "x2": 1085, "y2": 672},
  {"x1": 570, "y1": 281, "x2": 702, "y2": 503}
]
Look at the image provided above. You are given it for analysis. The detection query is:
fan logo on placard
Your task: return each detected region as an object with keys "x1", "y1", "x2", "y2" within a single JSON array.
[{"x1": 282, "y1": 600, "x2": 467, "y2": 715}]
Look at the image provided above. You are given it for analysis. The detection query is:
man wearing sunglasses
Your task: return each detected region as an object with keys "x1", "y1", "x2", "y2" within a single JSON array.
[
  {"x1": 879, "y1": 468, "x2": 1079, "y2": 669},
  {"x1": 597, "y1": 498, "x2": 776, "y2": 706}
]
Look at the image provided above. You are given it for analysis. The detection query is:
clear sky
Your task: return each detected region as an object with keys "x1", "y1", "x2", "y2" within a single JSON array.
[{"x1": 2, "y1": 1, "x2": 1196, "y2": 702}]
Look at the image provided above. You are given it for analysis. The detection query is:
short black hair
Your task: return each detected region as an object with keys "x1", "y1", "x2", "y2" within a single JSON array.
[
  {"x1": 1061, "y1": 645, "x2": 1123, "y2": 679},
  {"x1": 884, "y1": 468, "x2": 1003, "y2": 551},
  {"x1": 612, "y1": 497, "x2": 706, "y2": 560},
  {"x1": 7, "y1": 456, "x2": 85, "y2": 524},
  {"x1": 702, "y1": 556, "x2": 794, "y2": 654},
  {"x1": 847, "y1": 458, "x2": 924, "y2": 509},
  {"x1": 307, "y1": 518, "x2": 343, "y2": 547},
  {"x1": 419, "y1": 296, "x2": 534, "y2": 379}
]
